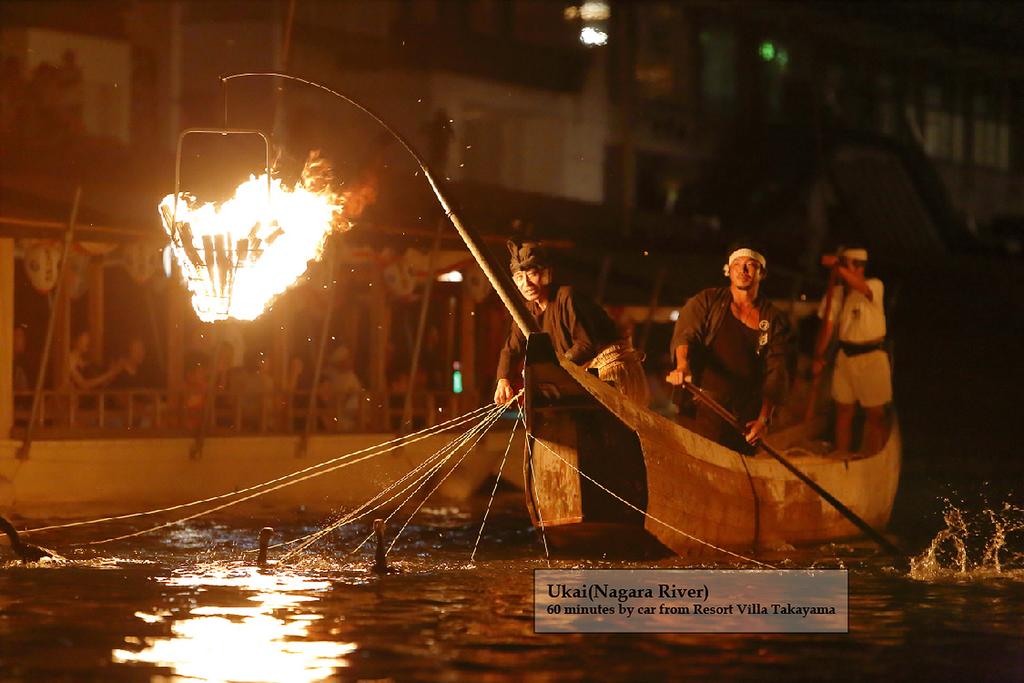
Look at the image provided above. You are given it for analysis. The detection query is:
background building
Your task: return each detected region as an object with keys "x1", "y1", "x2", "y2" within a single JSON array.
[{"x1": 1, "y1": 0, "x2": 1022, "y2": 437}]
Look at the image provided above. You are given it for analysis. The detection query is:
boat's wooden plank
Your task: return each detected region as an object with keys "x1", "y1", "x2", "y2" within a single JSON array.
[{"x1": 522, "y1": 331, "x2": 902, "y2": 557}]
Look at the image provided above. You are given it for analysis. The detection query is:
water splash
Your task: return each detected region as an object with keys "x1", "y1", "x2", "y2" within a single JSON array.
[{"x1": 910, "y1": 501, "x2": 1024, "y2": 580}]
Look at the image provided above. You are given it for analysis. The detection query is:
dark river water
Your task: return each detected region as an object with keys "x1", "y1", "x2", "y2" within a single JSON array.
[{"x1": 1, "y1": 473, "x2": 1022, "y2": 682}]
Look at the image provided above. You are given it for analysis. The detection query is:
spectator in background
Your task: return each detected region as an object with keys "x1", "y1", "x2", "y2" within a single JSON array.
[
  {"x1": 112, "y1": 337, "x2": 157, "y2": 389},
  {"x1": 321, "y1": 345, "x2": 363, "y2": 431},
  {"x1": 108, "y1": 337, "x2": 160, "y2": 428},
  {"x1": 67, "y1": 331, "x2": 122, "y2": 391}
]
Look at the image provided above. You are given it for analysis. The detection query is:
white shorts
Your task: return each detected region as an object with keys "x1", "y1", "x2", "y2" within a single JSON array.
[{"x1": 832, "y1": 349, "x2": 892, "y2": 408}]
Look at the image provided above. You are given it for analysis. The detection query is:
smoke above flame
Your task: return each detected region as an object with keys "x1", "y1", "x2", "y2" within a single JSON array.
[{"x1": 159, "y1": 152, "x2": 346, "y2": 322}]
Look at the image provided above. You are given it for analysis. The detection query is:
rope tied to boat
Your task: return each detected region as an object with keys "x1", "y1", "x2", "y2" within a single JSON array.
[
  {"x1": 471, "y1": 402, "x2": 524, "y2": 562},
  {"x1": 10, "y1": 402, "x2": 507, "y2": 549},
  {"x1": 332, "y1": 399, "x2": 511, "y2": 564},
  {"x1": 23, "y1": 403, "x2": 501, "y2": 537},
  {"x1": 278, "y1": 398, "x2": 513, "y2": 563},
  {"x1": 527, "y1": 429, "x2": 776, "y2": 569}
]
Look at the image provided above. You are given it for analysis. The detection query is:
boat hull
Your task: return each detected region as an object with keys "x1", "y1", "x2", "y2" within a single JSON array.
[{"x1": 523, "y1": 334, "x2": 901, "y2": 558}]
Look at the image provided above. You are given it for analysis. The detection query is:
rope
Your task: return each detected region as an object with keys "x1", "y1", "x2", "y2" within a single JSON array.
[
  {"x1": 385, "y1": 400, "x2": 507, "y2": 556},
  {"x1": 339, "y1": 401, "x2": 509, "y2": 562},
  {"x1": 264, "y1": 413, "x2": 480, "y2": 554},
  {"x1": 278, "y1": 401, "x2": 509, "y2": 561},
  {"x1": 528, "y1": 426, "x2": 775, "y2": 569},
  {"x1": 470, "y1": 403, "x2": 522, "y2": 561},
  {"x1": 77, "y1": 404, "x2": 503, "y2": 546},
  {"x1": 525, "y1": 428, "x2": 551, "y2": 566},
  {"x1": 262, "y1": 416, "x2": 482, "y2": 554},
  {"x1": 23, "y1": 403, "x2": 496, "y2": 536}
]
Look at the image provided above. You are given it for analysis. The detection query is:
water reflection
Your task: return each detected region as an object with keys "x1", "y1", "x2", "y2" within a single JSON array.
[{"x1": 112, "y1": 565, "x2": 355, "y2": 682}]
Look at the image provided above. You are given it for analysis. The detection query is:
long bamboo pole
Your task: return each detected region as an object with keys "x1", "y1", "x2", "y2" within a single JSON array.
[
  {"x1": 221, "y1": 73, "x2": 538, "y2": 339},
  {"x1": 17, "y1": 187, "x2": 81, "y2": 460},
  {"x1": 401, "y1": 217, "x2": 444, "y2": 433}
]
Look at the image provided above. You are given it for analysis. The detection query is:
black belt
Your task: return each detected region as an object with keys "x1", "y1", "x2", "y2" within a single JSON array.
[{"x1": 839, "y1": 341, "x2": 885, "y2": 357}]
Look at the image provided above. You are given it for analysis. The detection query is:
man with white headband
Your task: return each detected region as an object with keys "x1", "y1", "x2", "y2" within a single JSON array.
[
  {"x1": 666, "y1": 241, "x2": 791, "y2": 452},
  {"x1": 812, "y1": 246, "x2": 891, "y2": 454}
]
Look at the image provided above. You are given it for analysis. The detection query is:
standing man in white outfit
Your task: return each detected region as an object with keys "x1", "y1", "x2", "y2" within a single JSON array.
[{"x1": 811, "y1": 247, "x2": 892, "y2": 455}]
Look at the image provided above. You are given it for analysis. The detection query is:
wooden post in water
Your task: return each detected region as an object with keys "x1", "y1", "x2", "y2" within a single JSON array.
[{"x1": 257, "y1": 526, "x2": 274, "y2": 568}]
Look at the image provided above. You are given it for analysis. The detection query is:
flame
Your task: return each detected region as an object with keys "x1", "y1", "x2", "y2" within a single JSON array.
[{"x1": 159, "y1": 152, "x2": 345, "y2": 322}]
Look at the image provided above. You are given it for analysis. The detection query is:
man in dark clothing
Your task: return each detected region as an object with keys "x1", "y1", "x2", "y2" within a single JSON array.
[
  {"x1": 666, "y1": 243, "x2": 791, "y2": 452},
  {"x1": 494, "y1": 241, "x2": 648, "y2": 406}
]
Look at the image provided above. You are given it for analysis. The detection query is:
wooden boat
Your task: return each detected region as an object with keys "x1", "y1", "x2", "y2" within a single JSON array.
[{"x1": 521, "y1": 334, "x2": 901, "y2": 558}]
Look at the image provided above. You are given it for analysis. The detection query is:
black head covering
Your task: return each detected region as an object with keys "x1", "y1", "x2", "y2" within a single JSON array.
[{"x1": 507, "y1": 240, "x2": 550, "y2": 272}]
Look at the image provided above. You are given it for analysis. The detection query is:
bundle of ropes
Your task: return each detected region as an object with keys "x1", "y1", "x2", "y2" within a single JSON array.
[
  {"x1": 12, "y1": 391, "x2": 772, "y2": 569},
  {"x1": 16, "y1": 395, "x2": 522, "y2": 567}
]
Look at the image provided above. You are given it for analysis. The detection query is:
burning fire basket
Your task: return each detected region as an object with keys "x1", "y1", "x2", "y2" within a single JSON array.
[
  {"x1": 161, "y1": 128, "x2": 272, "y2": 321},
  {"x1": 159, "y1": 128, "x2": 341, "y2": 322}
]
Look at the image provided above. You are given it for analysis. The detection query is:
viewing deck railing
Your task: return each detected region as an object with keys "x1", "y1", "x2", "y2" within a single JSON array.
[{"x1": 10, "y1": 388, "x2": 481, "y2": 439}]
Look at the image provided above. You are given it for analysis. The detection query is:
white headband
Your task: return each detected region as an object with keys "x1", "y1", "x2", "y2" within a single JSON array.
[
  {"x1": 726, "y1": 248, "x2": 766, "y2": 269},
  {"x1": 842, "y1": 248, "x2": 868, "y2": 262}
]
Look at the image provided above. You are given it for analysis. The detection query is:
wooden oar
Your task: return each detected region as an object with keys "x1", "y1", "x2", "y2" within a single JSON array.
[
  {"x1": 804, "y1": 265, "x2": 839, "y2": 422},
  {"x1": 682, "y1": 380, "x2": 904, "y2": 557}
]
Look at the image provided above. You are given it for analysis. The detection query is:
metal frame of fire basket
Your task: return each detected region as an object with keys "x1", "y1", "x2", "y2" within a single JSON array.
[{"x1": 171, "y1": 128, "x2": 272, "y2": 458}]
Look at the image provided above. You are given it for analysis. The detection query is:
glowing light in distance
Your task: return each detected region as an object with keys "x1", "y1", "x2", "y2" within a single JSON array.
[
  {"x1": 580, "y1": 26, "x2": 608, "y2": 46},
  {"x1": 580, "y1": 1, "x2": 610, "y2": 21},
  {"x1": 437, "y1": 270, "x2": 463, "y2": 282}
]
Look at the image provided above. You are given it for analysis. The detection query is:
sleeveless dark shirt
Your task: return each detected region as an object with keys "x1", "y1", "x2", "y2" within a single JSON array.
[{"x1": 695, "y1": 310, "x2": 762, "y2": 452}]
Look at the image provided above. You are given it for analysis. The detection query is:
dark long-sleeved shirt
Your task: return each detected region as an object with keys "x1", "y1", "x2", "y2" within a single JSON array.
[{"x1": 495, "y1": 285, "x2": 623, "y2": 381}]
